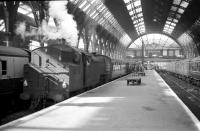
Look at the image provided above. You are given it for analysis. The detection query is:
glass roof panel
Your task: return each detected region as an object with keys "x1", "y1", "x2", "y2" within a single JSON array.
[
  {"x1": 180, "y1": 1, "x2": 189, "y2": 8},
  {"x1": 18, "y1": 2, "x2": 34, "y2": 19},
  {"x1": 129, "y1": 10, "x2": 134, "y2": 15},
  {"x1": 178, "y1": 8, "x2": 184, "y2": 14},
  {"x1": 136, "y1": 7, "x2": 142, "y2": 13},
  {"x1": 104, "y1": 11, "x2": 110, "y2": 18},
  {"x1": 138, "y1": 18, "x2": 143, "y2": 22},
  {"x1": 92, "y1": 13, "x2": 98, "y2": 19},
  {"x1": 165, "y1": 24, "x2": 170, "y2": 28},
  {"x1": 83, "y1": 4, "x2": 90, "y2": 12},
  {"x1": 134, "y1": 0, "x2": 141, "y2": 7},
  {"x1": 175, "y1": 13, "x2": 181, "y2": 19},
  {"x1": 133, "y1": 20, "x2": 138, "y2": 24},
  {"x1": 96, "y1": 3, "x2": 103, "y2": 10},
  {"x1": 137, "y1": 13, "x2": 143, "y2": 17},
  {"x1": 127, "y1": 4, "x2": 132, "y2": 10},
  {"x1": 167, "y1": 17, "x2": 173, "y2": 21},
  {"x1": 129, "y1": 34, "x2": 180, "y2": 49},
  {"x1": 142, "y1": 35, "x2": 148, "y2": 42},
  {"x1": 0, "y1": 19, "x2": 5, "y2": 32},
  {"x1": 79, "y1": 1, "x2": 87, "y2": 9},
  {"x1": 173, "y1": 19, "x2": 178, "y2": 23},
  {"x1": 163, "y1": 0, "x2": 191, "y2": 35},
  {"x1": 166, "y1": 21, "x2": 171, "y2": 24},
  {"x1": 89, "y1": 10, "x2": 96, "y2": 17},
  {"x1": 124, "y1": 0, "x2": 130, "y2": 4},
  {"x1": 171, "y1": 22, "x2": 176, "y2": 26},
  {"x1": 173, "y1": 0, "x2": 181, "y2": 5},
  {"x1": 124, "y1": 0, "x2": 145, "y2": 35},
  {"x1": 171, "y1": 6, "x2": 178, "y2": 11},
  {"x1": 160, "y1": 35, "x2": 168, "y2": 43},
  {"x1": 99, "y1": 6, "x2": 105, "y2": 12}
]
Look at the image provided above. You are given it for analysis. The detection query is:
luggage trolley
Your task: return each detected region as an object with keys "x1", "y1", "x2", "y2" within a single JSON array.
[{"x1": 127, "y1": 73, "x2": 141, "y2": 85}]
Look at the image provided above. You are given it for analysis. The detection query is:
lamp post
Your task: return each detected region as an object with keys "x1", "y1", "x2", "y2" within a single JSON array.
[{"x1": 141, "y1": 37, "x2": 144, "y2": 65}]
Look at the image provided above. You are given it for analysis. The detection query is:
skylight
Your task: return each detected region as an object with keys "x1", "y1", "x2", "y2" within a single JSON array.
[
  {"x1": 129, "y1": 33, "x2": 180, "y2": 49},
  {"x1": 173, "y1": 0, "x2": 181, "y2": 5},
  {"x1": 0, "y1": 19, "x2": 5, "y2": 32},
  {"x1": 70, "y1": 0, "x2": 132, "y2": 46},
  {"x1": 17, "y1": 2, "x2": 34, "y2": 19},
  {"x1": 123, "y1": 0, "x2": 146, "y2": 35},
  {"x1": 163, "y1": 0, "x2": 191, "y2": 35}
]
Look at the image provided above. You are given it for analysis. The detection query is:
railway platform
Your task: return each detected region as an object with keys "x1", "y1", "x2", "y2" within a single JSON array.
[{"x1": 1, "y1": 70, "x2": 200, "y2": 131}]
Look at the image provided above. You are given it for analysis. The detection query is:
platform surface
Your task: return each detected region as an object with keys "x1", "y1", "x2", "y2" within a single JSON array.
[{"x1": 1, "y1": 70, "x2": 200, "y2": 131}]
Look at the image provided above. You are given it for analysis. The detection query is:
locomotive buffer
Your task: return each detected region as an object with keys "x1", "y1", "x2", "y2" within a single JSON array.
[{"x1": 127, "y1": 73, "x2": 141, "y2": 85}]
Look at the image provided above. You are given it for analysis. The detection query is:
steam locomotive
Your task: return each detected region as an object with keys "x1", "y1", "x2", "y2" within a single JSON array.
[{"x1": 18, "y1": 43, "x2": 133, "y2": 109}]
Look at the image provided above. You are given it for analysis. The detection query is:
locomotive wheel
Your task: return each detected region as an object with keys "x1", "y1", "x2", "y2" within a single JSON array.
[{"x1": 29, "y1": 97, "x2": 42, "y2": 110}]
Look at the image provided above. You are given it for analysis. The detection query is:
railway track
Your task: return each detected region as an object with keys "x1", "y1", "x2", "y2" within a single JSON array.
[{"x1": 158, "y1": 71, "x2": 200, "y2": 120}]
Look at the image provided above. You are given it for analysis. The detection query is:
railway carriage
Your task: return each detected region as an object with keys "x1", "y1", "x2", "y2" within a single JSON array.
[
  {"x1": 0, "y1": 46, "x2": 29, "y2": 118},
  {"x1": 111, "y1": 59, "x2": 127, "y2": 79},
  {"x1": 189, "y1": 56, "x2": 200, "y2": 85},
  {"x1": 164, "y1": 57, "x2": 200, "y2": 86},
  {"x1": 0, "y1": 46, "x2": 29, "y2": 98},
  {"x1": 176, "y1": 59, "x2": 191, "y2": 80}
]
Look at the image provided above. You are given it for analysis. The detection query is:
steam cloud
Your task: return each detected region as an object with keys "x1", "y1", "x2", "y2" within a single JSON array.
[
  {"x1": 48, "y1": 1, "x2": 78, "y2": 46},
  {"x1": 15, "y1": 1, "x2": 78, "y2": 46}
]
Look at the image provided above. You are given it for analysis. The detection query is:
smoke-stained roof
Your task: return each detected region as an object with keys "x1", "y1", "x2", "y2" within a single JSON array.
[{"x1": 0, "y1": 46, "x2": 29, "y2": 57}]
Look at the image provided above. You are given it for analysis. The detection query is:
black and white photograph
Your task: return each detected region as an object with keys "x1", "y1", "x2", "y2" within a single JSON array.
[{"x1": 0, "y1": 0, "x2": 200, "y2": 130}]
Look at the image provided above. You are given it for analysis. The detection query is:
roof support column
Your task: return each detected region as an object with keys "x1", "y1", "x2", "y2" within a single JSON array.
[
  {"x1": 2, "y1": 1, "x2": 19, "y2": 46},
  {"x1": 111, "y1": 40, "x2": 116, "y2": 58},
  {"x1": 103, "y1": 40, "x2": 107, "y2": 55},
  {"x1": 104, "y1": 40, "x2": 109, "y2": 56},
  {"x1": 141, "y1": 38, "x2": 145, "y2": 64},
  {"x1": 91, "y1": 34, "x2": 96, "y2": 52},
  {"x1": 82, "y1": 28, "x2": 89, "y2": 52},
  {"x1": 99, "y1": 37, "x2": 103, "y2": 55},
  {"x1": 107, "y1": 42, "x2": 112, "y2": 57},
  {"x1": 29, "y1": 1, "x2": 48, "y2": 47}
]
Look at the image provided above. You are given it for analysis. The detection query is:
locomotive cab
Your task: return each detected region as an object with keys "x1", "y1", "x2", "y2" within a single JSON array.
[{"x1": 20, "y1": 44, "x2": 85, "y2": 108}]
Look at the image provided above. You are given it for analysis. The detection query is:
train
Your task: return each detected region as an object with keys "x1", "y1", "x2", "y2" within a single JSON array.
[
  {"x1": 159, "y1": 56, "x2": 200, "y2": 86},
  {"x1": 0, "y1": 46, "x2": 30, "y2": 118},
  {"x1": 15, "y1": 43, "x2": 134, "y2": 109},
  {"x1": 0, "y1": 46, "x2": 29, "y2": 100}
]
